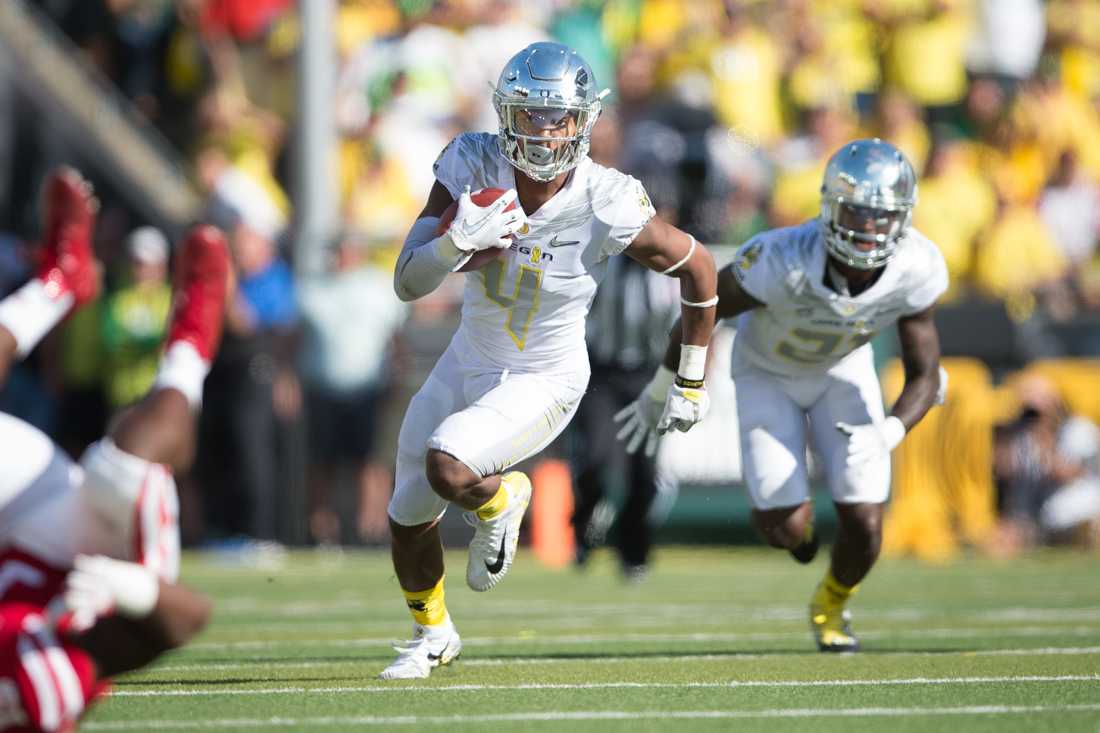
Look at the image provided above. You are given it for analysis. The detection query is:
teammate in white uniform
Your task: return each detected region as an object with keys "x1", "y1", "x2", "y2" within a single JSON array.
[
  {"x1": 383, "y1": 42, "x2": 718, "y2": 679},
  {"x1": 0, "y1": 168, "x2": 224, "y2": 730},
  {"x1": 619, "y1": 139, "x2": 948, "y2": 652}
]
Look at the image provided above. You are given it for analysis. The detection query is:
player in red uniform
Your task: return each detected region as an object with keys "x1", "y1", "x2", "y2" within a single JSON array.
[{"x1": 0, "y1": 168, "x2": 227, "y2": 731}]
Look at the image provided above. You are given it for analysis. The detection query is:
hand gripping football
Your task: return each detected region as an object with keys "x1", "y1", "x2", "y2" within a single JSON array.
[{"x1": 436, "y1": 187, "x2": 518, "y2": 272}]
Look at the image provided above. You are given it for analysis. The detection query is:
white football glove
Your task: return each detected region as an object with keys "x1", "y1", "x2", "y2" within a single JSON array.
[
  {"x1": 614, "y1": 367, "x2": 711, "y2": 457},
  {"x1": 657, "y1": 382, "x2": 711, "y2": 435},
  {"x1": 447, "y1": 187, "x2": 527, "y2": 253},
  {"x1": 62, "y1": 554, "x2": 159, "y2": 629},
  {"x1": 836, "y1": 416, "x2": 906, "y2": 467},
  {"x1": 614, "y1": 370, "x2": 669, "y2": 458}
]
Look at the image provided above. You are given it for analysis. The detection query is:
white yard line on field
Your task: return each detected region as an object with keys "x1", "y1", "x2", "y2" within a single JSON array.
[
  {"x1": 211, "y1": 598, "x2": 1100, "y2": 624},
  {"x1": 109, "y1": 674, "x2": 1100, "y2": 698},
  {"x1": 186, "y1": 625, "x2": 1100, "y2": 651},
  {"x1": 81, "y1": 703, "x2": 1100, "y2": 730},
  {"x1": 214, "y1": 611, "x2": 1100, "y2": 635},
  {"x1": 141, "y1": 644, "x2": 1100, "y2": 674}
]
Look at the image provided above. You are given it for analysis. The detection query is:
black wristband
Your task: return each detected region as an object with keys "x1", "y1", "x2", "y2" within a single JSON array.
[{"x1": 674, "y1": 375, "x2": 705, "y2": 389}]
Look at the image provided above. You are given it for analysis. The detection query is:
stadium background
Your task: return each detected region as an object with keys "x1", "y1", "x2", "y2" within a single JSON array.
[{"x1": 0, "y1": 0, "x2": 1098, "y2": 567}]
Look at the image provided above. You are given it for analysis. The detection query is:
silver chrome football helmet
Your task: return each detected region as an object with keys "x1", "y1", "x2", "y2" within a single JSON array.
[
  {"x1": 820, "y1": 138, "x2": 917, "y2": 270},
  {"x1": 493, "y1": 42, "x2": 608, "y2": 183}
]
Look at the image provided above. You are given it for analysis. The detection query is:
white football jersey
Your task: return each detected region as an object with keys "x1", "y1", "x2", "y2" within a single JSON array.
[
  {"x1": 730, "y1": 220, "x2": 948, "y2": 378},
  {"x1": 433, "y1": 132, "x2": 656, "y2": 372}
]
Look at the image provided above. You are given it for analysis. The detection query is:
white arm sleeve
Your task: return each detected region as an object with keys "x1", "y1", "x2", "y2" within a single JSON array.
[{"x1": 393, "y1": 216, "x2": 474, "y2": 302}]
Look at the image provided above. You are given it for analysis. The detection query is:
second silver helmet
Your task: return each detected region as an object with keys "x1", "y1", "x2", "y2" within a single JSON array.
[
  {"x1": 820, "y1": 138, "x2": 917, "y2": 270},
  {"x1": 493, "y1": 42, "x2": 608, "y2": 183}
]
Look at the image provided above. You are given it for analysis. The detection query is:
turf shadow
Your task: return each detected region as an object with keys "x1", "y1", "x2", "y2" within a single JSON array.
[
  {"x1": 465, "y1": 648, "x2": 812, "y2": 662},
  {"x1": 113, "y1": 676, "x2": 344, "y2": 687}
]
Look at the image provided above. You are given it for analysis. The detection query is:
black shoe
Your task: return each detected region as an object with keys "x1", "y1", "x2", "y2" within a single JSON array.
[
  {"x1": 622, "y1": 563, "x2": 648, "y2": 584},
  {"x1": 575, "y1": 544, "x2": 591, "y2": 568},
  {"x1": 789, "y1": 531, "x2": 819, "y2": 564}
]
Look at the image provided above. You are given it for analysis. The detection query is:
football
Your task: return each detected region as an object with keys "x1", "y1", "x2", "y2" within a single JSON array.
[{"x1": 436, "y1": 187, "x2": 517, "y2": 272}]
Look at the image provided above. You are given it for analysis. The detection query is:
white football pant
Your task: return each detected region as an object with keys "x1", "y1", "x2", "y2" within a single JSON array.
[
  {"x1": 734, "y1": 344, "x2": 890, "y2": 510},
  {"x1": 388, "y1": 332, "x2": 587, "y2": 527}
]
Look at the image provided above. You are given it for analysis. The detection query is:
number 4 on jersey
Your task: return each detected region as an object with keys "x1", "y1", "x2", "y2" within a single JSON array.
[{"x1": 481, "y1": 260, "x2": 543, "y2": 350}]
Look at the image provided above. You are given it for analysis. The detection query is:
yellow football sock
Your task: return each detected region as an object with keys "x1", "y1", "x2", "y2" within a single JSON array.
[
  {"x1": 475, "y1": 483, "x2": 509, "y2": 521},
  {"x1": 403, "y1": 576, "x2": 448, "y2": 626},
  {"x1": 814, "y1": 569, "x2": 858, "y2": 611}
]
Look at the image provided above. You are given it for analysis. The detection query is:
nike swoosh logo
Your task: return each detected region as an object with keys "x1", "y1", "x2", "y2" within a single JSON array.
[
  {"x1": 426, "y1": 641, "x2": 448, "y2": 662},
  {"x1": 548, "y1": 235, "x2": 580, "y2": 248},
  {"x1": 457, "y1": 198, "x2": 506, "y2": 237},
  {"x1": 485, "y1": 529, "x2": 507, "y2": 574}
]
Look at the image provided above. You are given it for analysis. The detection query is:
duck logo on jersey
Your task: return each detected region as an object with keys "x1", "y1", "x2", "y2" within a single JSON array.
[{"x1": 737, "y1": 241, "x2": 763, "y2": 271}]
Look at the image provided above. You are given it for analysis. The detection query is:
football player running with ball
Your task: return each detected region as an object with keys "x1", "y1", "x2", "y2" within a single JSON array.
[
  {"x1": 384, "y1": 42, "x2": 717, "y2": 679},
  {"x1": 619, "y1": 139, "x2": 948, "y2": 652}
]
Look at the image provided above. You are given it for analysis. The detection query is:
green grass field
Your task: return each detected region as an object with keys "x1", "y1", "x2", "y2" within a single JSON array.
[{"x1": 83, "y1": 547, "x2": 1100, "y2": 732}]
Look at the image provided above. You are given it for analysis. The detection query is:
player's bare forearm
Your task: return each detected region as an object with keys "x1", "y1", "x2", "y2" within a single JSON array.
[
  {"x1": 144, "y1": 581, "x2": 213, "y2": 650},
  {"x1": 891, "y1": 307, "x2": 942, "y2": 430},
  {"x1": 75, "y1": 581, "x2": 212, "y2": 677},
  {"x1": 657, "y1": 300, "x2": 716, "y2": 372},
  {"x1": 627, "y1": 218, "x2": 718, "y2": 368},
  {"x1": 661, "y1": 320, "x2": 685, "y2": 373},
  {"x1": 0, "y1": 326, "x2": 15, "y2": 386},
  {"x1": 658, "y1": 264, "x2": 763, "y2": 372},
  {"x1": 676, "y1": 248, "x2": 717, "y2": 347}
]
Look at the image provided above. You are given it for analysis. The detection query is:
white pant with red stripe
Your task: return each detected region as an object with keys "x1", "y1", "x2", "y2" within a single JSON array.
[
  {"x1": 0, "y1": 414, "x2": 179, "y2": 582},
  {"x1": 0, "y1": 604, "x2": 102, "y2": 733}
]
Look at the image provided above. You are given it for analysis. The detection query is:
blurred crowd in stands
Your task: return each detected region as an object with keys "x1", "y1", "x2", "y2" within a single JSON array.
[{"x1": 1, "y1": 0, "x2": 1099, "y2": 558}]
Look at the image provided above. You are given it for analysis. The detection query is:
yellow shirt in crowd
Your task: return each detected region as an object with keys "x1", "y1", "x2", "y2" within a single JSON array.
[
  {"x1": 973, "y1": 204, "x2": 1067, "y2": 298},
  {"x1": 1047, "y1": 0, "x2": 1100, "y2": 101},
  {"x1": 788, "y1": 0, "x2": 880, "y2": 108},
  {"x1": 914, "y1": 162, "x2": 996, "y2": 292},
  {"x1": 706, "y1": 26, "x2": 786, "y2": 146},
  {"x1": 880, "y1": 0, "x2": 972, "y2": 107}
]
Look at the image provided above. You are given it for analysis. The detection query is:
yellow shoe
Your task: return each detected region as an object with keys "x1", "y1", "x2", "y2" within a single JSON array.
[{"x1": 810, "y1": 582, "x2": 860, "y2": 653}]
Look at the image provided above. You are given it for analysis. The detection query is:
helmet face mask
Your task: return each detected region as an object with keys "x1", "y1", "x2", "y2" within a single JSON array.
[
  {"x1": 820, "y1": 139, "x2": 917, "y2": 270},
  {"x1": 493, "y1": 42, "x2": 606, "y2": 183}
]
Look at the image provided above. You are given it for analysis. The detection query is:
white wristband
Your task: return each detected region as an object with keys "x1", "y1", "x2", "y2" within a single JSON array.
[
  {"x1": 678, "y1": 345, "x2": 707, "y2": 382},
  {"x1": 116, "y1": 565, "x2": 160, "y2": 618},
  {"x1": 935, "y1": 365, "x2": 948, "y2": 405}
]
